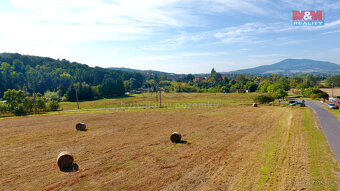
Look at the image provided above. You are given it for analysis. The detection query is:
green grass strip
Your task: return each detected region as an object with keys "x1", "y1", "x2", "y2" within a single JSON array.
[{"x1": 303, "y1": 108, "x2": 338, "y2": 191}]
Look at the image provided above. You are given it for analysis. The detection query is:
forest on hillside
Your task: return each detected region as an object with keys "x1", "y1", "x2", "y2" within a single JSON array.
[{"x1": 0, "y1": 53, "x2": 144, "y2": 99}]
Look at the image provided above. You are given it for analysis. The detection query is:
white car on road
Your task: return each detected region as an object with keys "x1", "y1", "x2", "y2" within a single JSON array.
[{"x1": 328, "y1": 103, "x2": 339, "y2": 109}]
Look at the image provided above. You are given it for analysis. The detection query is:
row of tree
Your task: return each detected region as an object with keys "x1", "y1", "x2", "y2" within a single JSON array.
[
  {"x1": 145, "y1": 70, "x2": 332, "y2": 99},
  {"x1": 0, "y1": 89, "x2": 60, "y2": 116}
]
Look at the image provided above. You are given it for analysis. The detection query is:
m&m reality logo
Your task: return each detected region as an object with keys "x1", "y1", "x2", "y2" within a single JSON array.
[{"x1": 292, "y1": 10, "x2": 324, "y2": 26}]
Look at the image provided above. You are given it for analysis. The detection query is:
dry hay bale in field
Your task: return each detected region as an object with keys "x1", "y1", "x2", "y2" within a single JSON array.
[
  {"x1": 57, "y1": 151, "x2": 74, "y2": 169},
  {"x1": 170, "y1": 132, "x2": 182, "y2": 143},
  {"x1": 253, "y1": 103, "x2": 258, "y2": 107},
  {"x1": 76, "y1": 123, "x2": 86, "y2": 131}
]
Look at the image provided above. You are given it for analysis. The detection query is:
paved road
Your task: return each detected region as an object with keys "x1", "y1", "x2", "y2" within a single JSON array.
[{"x1": 305, "y1": 101, "x2": 340, "y2": 162}]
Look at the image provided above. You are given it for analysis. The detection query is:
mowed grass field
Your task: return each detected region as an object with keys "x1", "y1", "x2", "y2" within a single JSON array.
[
  {"x1": 60, "y1": 93, "x2": 257, "y2": 110},
  {"x1": 1, "y1": 105, "x2": 339, "y2": 190},
  {"x1": 320, "y1": 88, "x2": 340, "y2": 97}
]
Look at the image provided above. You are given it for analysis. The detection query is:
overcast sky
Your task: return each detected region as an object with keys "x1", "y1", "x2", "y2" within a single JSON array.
[{"x1": 0, "y1": 0, "x2": 340, "y2": 73}]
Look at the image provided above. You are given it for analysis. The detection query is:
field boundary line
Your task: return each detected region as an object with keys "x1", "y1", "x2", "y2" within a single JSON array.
[{"x1": 53, "y1": 103, "x2": 252, "y2": 112}]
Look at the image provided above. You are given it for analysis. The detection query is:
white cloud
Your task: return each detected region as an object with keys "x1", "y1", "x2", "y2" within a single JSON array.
[
  {"x1": 196, "y1": 0, "x2": 269, "y2": 16},
  {"x1": 213, "y1": 18, "x2": 340, "y2": 44},
  {"x1": 123, "y1": 51, "x2": 230, "y2": 62},
  {"x1": 3, "y1": 0, "x2": 302, "y2": 47},
  {"x1": 213, "y1": 22, "x2": 287, "y2": 44},
  {"x1": 322, "y1": 19, "x2": 340, "y2": 28},
  {"x1": 0, "y1": 0, "x2": 208, "y2": 59},
  {"x1": 141, "y1": 32, "x2": 209, "y2": 50},
  {"x1": 179, "y1": 51, "x2": 229, "y2": 57},
  {"x1": 248, "y1": 54, "x2": 287, "y2": 58},
  {"x1": 322, "y1": 29, "x2": 340, "y2": 35},
  {"x1": 4, "y1": 0, "x2": 193, "y2": 44},
  {"x1": 10, "y1": 0, "x2": 193, "y2": 27}
]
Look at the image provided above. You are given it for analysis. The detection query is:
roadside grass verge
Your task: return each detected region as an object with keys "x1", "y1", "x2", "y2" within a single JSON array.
[
  {"x1": 255, "y1": 107, "x2": 340, "y2": 190},
  {"x1": 327, "y1": 108, "x2": 340, "y2": 122},
  {"x1": 303, "y1": 108, "x2": 340, "y2": 190},
  {"x1": 318, "y1": 102, "x2": 340, "y2": 124}
]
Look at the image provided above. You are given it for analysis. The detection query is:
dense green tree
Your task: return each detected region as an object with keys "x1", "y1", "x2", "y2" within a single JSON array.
[
  {"x1": 23, "y1": 96, "x2": 34, "y2": 113},
  {"x1": 159, "y1": 74, "x2": 168, "y2": 81},
  {"x1": 289, "y1": 76, "x2": 303, "y2": 88},
  {"x1": 210, "y1": 69, "x2": 222, "y2": 85},
  {"x1": 272, "y1": 89, "x2": 288, "y2": 99},
  {"x1": 1, "y1": 62, "x2": 16, "y2": 91},
  {"x1": 48, "y1": 100, "x2": 60, "y2": 111},
  {"x1": 58, "y1": 73, "x2": 73, "y2": 96},
  {"x1": 220, "y1": 77, "x2": 229, "y2": 86},
  {"x1": 123, "y1": 78, "x2": 140, "y2": 92},
  {"x1": 65, "y1": 84, "x2": 77, "y2": 102},
  {"x1": 236, "y1": 74, "x2": 247, "y2": 83},
  {"x1": 145, "y1": 79, "x2": 156, "y2": 92},
  {"x1": 123, "y1": 80, "x2": 131, "y2": 92},
  {"x1": 44, "y1": 91, "x2": 61, "y2": 101},
  {"x1": 302, "y1": 87, "x2": 328, "y2": 99},
  {"x1": 325, "y1": 75, "x2": 340, "y2": 87},
  {"x1": 3, "y1": 89, "x2": 26, "y2": 113},
  {"x1": 183, "y1": 74, "x2": 195, "y2": 83},
  {"x1": 299, "y1": 74, "x2": 320, "y2": 87},
  {"x1": 259, "y1": 81, "x2": 273, "y2": 93},
  {"x1": 245, "y1": 81, "x2": 258, "y2": 92},
  {"x1": 100, "y1": 78, "x2": 125, "y2": 98},
  {"x1": 0, "y1": 102, "x2": 7, "y2": 113},
  {"x1": 230, "y1": 81, "x2": 244, "y2": 92},
  {"x1": 296, "y1": 83, "x2": 308, "y2": 90},
  {"x1": 3, "y1": 89, "x2": 27, "y2": 115},
  {"x1": 268, "y1": 74, "x2": 280, "y2": 82},
  {"x1": 65, "y1": 82, "x2": 95, "y2": 101},
  {"x1": 159, "y1": 80, "x2": 171, "y2": 87},
  {"x1": 35, "y1": 94, "x2": 47, "y2": 112},
  {"x1": 253, "y1": 94, "x2": 275, "y2": 104}
]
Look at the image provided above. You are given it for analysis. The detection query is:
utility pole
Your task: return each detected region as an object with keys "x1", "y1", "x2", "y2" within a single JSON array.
[
  {"x1": 159, "y1": 88, "x2": 162, "y2": 108},
  {"x1": 332, "y1": 82, "x2": 334, "y2": 98},
  {"x1": 34, "y1": 93, "x2": 36, "y2": 114},
  {"x1": 76, "y1": 89, "x2": 79, "y2": 109}
]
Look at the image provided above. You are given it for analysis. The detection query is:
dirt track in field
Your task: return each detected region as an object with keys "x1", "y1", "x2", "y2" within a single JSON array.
[{"x1": 0, "y1": 106, "x2": 338, "y2": 190}]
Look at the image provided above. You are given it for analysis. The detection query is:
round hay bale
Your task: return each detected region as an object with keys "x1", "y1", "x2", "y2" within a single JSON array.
[
  {"x1": 57, "y1": 151, "x2": 74, "y2": 169},
  {"x1": 253, "y1": 103, "x2": 258, "y2": 107},
  {"x1": 76, "y1": 123, "x2": 86, "y2": 131},
  {"x1": 170, "y1": 132, "x2": 182, "y2": 143}
]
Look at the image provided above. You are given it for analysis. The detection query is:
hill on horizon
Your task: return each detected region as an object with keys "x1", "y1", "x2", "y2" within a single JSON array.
[
  {"x1": 109, "y1": 67, "x2": 177, "y2": 76},
  {"x1": 228, "y1": 59, "x2": 340, "y2": 75},
  {"x1": 111, "y1": 59, "x2": 340, "y2": 75},
  {"x1": 1, "y1": 53, "x2": 339, "y2": 76}
]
